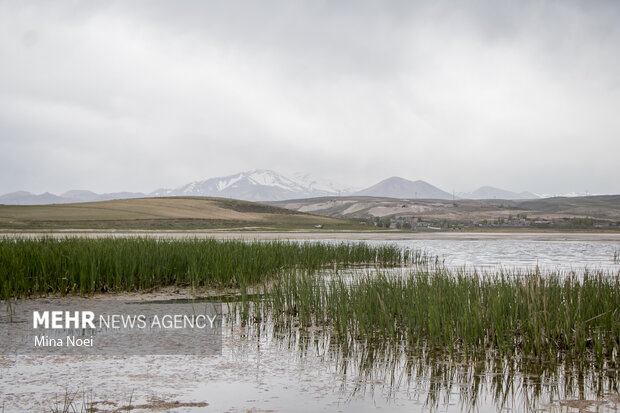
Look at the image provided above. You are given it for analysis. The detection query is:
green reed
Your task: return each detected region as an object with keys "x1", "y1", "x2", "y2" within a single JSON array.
[
  {"x1": 262, "y1": 267, "x2": 619, "y2": 362},
  {"x1": 0, "y1": 237, "x2": 418, "y2": 298}
]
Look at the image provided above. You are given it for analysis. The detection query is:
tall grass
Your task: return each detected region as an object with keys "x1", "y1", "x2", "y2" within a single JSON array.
[
  {"x1": 0, "y1": 237, "x2": 418, "y2": 298},
  {"x1": 262, "y1": 267, "x2": 619, "y2": 362},
  {"x1": 232, "y1": 266, "x2": 619, "y2": 409}
]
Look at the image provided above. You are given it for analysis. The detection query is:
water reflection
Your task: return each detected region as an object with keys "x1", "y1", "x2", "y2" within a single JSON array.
[{"x1": 230, "y1": 302, "x2": 618, "y2": 412}]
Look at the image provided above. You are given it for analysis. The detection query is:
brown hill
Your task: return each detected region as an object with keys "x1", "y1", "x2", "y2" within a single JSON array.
[{"x1": 0, "y1": 197, "x2": 361, "y2": 230}]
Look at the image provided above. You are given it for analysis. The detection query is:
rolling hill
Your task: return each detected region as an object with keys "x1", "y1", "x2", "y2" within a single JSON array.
[
  {"x1": 272, "y1": 195, "x2": 620, "y2": 223},
  {"x1": 516, "y1": 195, "x2": 620, "y2": 219},
  {"x1": 0, "y1": 197, "x2": 363, "y2": 231}
]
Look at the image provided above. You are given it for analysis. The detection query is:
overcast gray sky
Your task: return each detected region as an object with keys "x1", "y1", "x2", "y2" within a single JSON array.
[{"x1": 1, "y1": 0, "x2": 619, "y2": 196}]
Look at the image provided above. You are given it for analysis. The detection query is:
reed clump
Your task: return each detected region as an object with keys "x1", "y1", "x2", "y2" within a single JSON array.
[
  {"x1": 263, "y1": 268, "x2": 619, "y2": 362},
  {"x1": 0, "y1": 237, "x2": 417, "y2": 297}
]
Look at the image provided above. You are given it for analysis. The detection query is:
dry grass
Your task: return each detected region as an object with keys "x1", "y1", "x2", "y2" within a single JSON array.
[{"x1": 0, "y1": 197, "x2": 364, "y2": 230}]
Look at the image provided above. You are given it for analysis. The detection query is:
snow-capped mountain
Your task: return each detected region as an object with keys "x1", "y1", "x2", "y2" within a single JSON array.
[
  {"x1": 0, "y1": 169, "x2": 595, "y2": 205},
  {"x1": 151, "y1": 170, "x2": 353, "y2": 202},
  {"x1": 290, "y1": 172, "x2": 357, "y2": 196}
]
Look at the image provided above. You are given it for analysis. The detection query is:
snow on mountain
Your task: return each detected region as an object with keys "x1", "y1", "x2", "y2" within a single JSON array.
[
  {"x1": 0, "y1": 170, "x2": 353, "y2": 205},
  {"x1": 149, "y1": 188, "x2": 175, "y2": 197},
  {"x1": 151, "y1": 170, "x2": 351, "y2": 202},
  {"x1": 290, "y1": 172, "x2": 358, "y2": 195},
  {"x1": 537, "y1": 191, "x2": 600, "y2": 198},
  {"x1": 1, "y1": 170, "x2": 585, "y2": 205}
]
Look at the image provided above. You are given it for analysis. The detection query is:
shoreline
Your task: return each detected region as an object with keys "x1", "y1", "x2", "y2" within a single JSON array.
[{"x1": 2, "y1": 230, "x2": 620, "y2": 241}]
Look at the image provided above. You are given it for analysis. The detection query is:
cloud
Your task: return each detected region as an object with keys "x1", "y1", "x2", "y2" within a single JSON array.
[{"x1": 1, "y1": 0, "x2": 619, "y2": 194}]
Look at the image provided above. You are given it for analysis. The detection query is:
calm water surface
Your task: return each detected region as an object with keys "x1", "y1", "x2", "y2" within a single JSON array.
[{"x1": 388, "y1": 238, "x2": 620, "y2": 272}]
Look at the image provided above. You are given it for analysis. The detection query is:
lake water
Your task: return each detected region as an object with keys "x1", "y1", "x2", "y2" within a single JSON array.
[
  {"x1": 2, "y1": 315, "x2": 617, "y2": 412},
  {"x1": 388, "y1": 238, "x2": 620, "y2": 273},
  {"x1": 1, "y1": 234, "x2": 618, "y2": 412}
]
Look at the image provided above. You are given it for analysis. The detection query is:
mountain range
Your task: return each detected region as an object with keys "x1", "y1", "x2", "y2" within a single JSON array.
[
  {"x1": 0, "y1": 169, "x2": 544, "y2": 205},
  {"x1": 150, "y1": 170, "x2": 355, "y2": 201},
  {"x1": 458, "y1": 186, "x2": 539, "y2": 200},
  {"x1": 0, "y1": 190, "x2": 147, "y2": 205}
]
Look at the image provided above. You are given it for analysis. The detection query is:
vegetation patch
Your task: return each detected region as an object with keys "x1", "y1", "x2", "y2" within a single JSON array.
[
  {"x1": 258, "y1": 268, "x2": 619, "y2": 364},
  {"x1": 0, "y1": 238, "x2": 415, "y2": 297}
]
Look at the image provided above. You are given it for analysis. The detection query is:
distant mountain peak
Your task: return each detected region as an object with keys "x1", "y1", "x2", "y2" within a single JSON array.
[
  {"x1": 0, "y1": 172, "x2": 550, "y2": 205},
  {"x1": 355, "y1": 177, "x2": 453, "y2": 200},
  {"x1": 148, "y1": 170, "x2": 354, "y2": 202},
  {"x1": 0, "y1": 191, "x2": 66, "y2": 205},
  {"x1": 459, "y1": 186, "x2": 540, "y2": 200}
]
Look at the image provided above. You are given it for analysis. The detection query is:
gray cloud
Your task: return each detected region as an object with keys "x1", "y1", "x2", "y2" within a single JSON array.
[{"x1": 1, "y1": 0, "x2": 619, "y2": 195}]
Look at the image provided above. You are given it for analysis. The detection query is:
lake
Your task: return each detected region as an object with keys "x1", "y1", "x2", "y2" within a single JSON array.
[{"x1": 1, "y1": 233, "x2": 618, "y2": 412}]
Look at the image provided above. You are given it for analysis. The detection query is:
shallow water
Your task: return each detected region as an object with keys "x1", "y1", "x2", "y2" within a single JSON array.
[
  {"x1": 1, "y1": 317, "x2": 617, "y2": 412},
  {"x1": 387, "y1": 238, "x2": 620, "y2": 272},
  {"x1": 1, "y1": 235, "x2": 619, "y2": 412}
]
